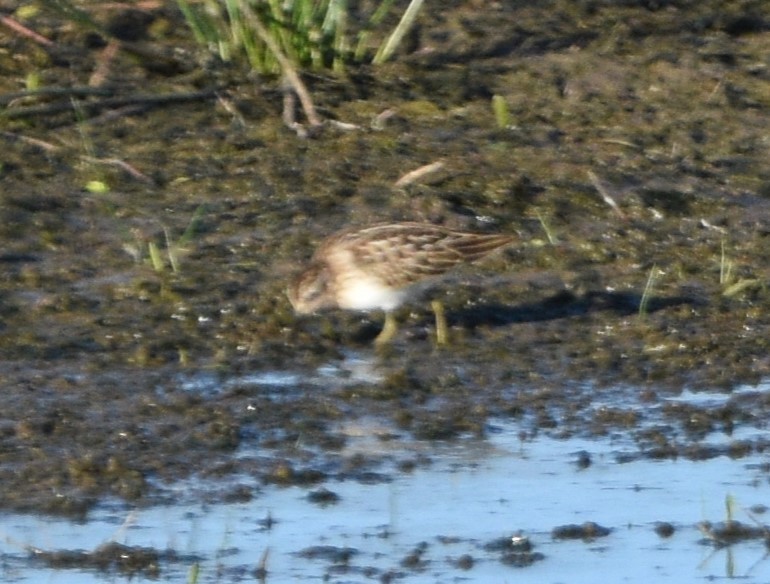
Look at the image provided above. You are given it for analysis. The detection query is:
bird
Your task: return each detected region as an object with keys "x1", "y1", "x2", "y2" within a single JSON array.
[{"x1": 287, "y1": 222, "x2": 514, "y2": 346}]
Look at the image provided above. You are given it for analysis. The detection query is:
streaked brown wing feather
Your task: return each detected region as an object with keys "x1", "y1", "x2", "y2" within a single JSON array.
[{"x1": 321, "y1": 223, "x2": 513, "y2": 288}]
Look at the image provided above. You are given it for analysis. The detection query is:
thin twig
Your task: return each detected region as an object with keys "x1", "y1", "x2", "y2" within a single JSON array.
[
  {"x1": 600, "y1": 138, "x2": 638, "y2": 149},
  {"x1": 0, "y1": 15, "x2": 54, "y2": 46},
  {"x1": 394, "y1": 160, "x2": 445, "y2": 188},
  {"x1": 239, "y1": 1, "x2": 322, "y2": 132},
  {"x1": 535, "y1": 210, "x2": 558, "y2": 245},
  {"x1": 3, "y1": 132, "x2": 153, "y2": 183},
  {"x1": 326, "y1": 119, "x2": 360, "y2": 131},
  {"x1": 281, "y1": 87, "x2": 306, "y2": 138},
  {"x1": 372, "y1": 108, "x2": 397, "y2": 130},
  {"x1": 81, "y1": 156, "x2": 154, "y2": 184},
  {"x1": 638, "y1": 263, "x2": 659, "y2": 318},
  {"x1": 1, "y1": 131, "x2": 59, "y2": 152},
  {"x1": 2, "y1": 89, "x2": 219, "y2": 120},
  {"x1": 587, "y1": 170, "x2": 626, "y2": 220},
  {"x1": 89, "y1": 40, "x2": 121, "y2": 87},
  {"x1": 0, "y1": 87, "x2": 116, "y2": 106},
  {"x1": 216, "y1": 94, "x2": 246, "y2": 128}
]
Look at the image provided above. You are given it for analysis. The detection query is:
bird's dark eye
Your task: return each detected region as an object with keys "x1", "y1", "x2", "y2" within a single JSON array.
[{"x1": 302, "y1": 278, "x2": 327, "y2": 301}]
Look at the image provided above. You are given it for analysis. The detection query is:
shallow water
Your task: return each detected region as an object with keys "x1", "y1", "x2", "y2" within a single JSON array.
[{"x1": 2, "y1": 380, "x2": 769, "y2": 583}]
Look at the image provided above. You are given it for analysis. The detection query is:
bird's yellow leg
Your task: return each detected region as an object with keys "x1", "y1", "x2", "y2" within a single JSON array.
[
  {"x1": 431, "y1": 300, "x2": 448, "y2": 346},
  {"x1": 374, "y1": 311, "x2": 399, "y2": 346}
]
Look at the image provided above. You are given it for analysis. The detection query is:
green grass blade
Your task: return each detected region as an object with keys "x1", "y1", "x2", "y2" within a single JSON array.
[
  {"x1": 178, "y1": 204, "x2": 207, "y2": 248},
  {"x1": 148, "y1": 241, "x2": 165, "y2": 272},
  {"x1": 176, "y1": 0, "x2": 208, "y2": 45},
  {"x1": 492, "y1": 95, "x2": 511, "y2": 129},
  {"x1": 372, "y1": 0, "x2": 425, "y2": 64}
]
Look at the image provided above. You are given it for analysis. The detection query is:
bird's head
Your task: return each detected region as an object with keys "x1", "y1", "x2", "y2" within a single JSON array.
[{"x1": 287, "y1": 262, "x2": 336, "y2": 314}]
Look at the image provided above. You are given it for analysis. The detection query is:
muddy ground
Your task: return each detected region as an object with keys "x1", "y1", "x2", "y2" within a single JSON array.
[{"x1": 1, "y1": 0, "x2": 770, "y2": 521}]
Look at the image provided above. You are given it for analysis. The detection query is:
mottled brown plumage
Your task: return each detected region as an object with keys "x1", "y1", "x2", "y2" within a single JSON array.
[{"x1": 287, "y1": 222, "x2": 514, "y2": 344}]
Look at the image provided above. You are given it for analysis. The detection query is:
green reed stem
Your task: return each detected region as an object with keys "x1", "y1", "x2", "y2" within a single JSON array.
[{"x1": 372, "y1": 0, "x2": 424, "y2": 64}]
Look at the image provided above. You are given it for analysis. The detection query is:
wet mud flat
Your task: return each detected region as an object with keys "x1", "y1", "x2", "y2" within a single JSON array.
[
  {"x1": 2, "y1": 0, "x2": 770, "y2": 580},
  {"x1": 3, "y1": 408, "x2": 770, "y2": 583}
]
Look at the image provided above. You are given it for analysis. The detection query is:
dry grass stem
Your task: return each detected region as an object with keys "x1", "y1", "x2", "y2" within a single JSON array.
[
  {"x1": 240, "y1": 2, "x2": 321, "y2": 131},
  {"x1": 588, "y1": 170, "x2": 626, "y2": 220},
  {"x1": 394, "y1": 160, "x2": 445, "y2": 188},
  {"x1": 0, "y1": 15, "x2": 54, "y2": 46}
]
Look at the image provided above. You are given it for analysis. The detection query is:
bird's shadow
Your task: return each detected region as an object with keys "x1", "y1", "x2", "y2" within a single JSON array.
[
  {"x1": 348, "y1": 289, "x2": 702, "y2": 345},
  {"x1": 447, "y1": 289, "x2": 700, "y2": 329}
]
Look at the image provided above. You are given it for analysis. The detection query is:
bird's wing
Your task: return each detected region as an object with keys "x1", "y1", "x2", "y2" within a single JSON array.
[{"x1": 331, "y1": 224, "x2": 513, "y2": 288}]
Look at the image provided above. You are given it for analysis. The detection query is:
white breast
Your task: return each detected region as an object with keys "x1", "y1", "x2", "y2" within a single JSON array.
[{"x1": 336, "y1": 276, "x2": 406, "y2": 311}]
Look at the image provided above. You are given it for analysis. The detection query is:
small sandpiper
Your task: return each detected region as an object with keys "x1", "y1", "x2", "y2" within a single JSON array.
[{"x1": 287, "y1": 222, "x2": 514, "y2": 346}]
